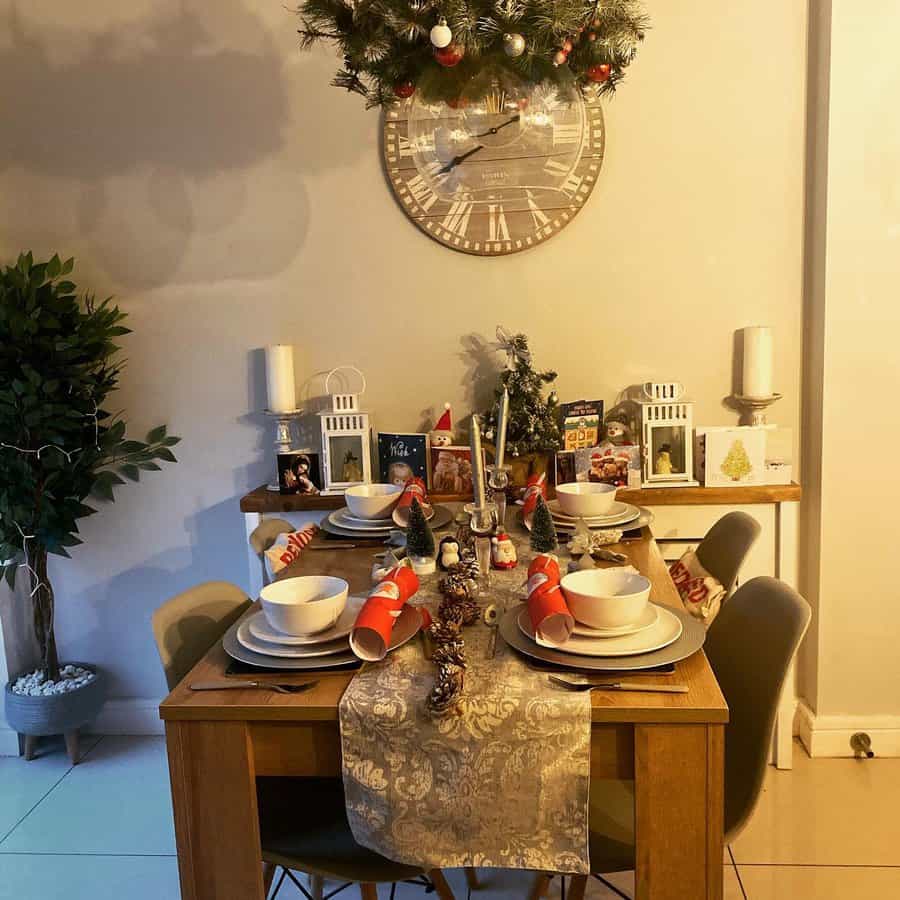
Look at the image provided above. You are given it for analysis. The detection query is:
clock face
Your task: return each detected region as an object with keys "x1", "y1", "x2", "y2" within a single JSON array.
[{"x1": 383, "y1": 79, "x2": 605, "y2": 256}]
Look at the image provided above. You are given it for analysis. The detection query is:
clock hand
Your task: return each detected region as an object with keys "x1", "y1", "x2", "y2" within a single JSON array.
[
  {"x1": 438, "y1": 144, "x2": 485, "y2": 174},
  {"x1": 474, "y1": 114, "x2": 521, "y2": 138}
]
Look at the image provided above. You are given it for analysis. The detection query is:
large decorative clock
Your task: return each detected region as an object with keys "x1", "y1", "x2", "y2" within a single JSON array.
[{"x1": 383, "y1": 77, "x2": 605, "y2": 256}]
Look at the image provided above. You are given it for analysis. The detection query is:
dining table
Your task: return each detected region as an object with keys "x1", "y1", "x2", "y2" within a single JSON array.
[{"x1": 160, "y1": 525, "x2": 728, "y2": 900}]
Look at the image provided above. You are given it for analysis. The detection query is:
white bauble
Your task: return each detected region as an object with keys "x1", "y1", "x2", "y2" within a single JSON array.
[{"x1": 430, "y1": 18, "x2": 453, "y2": 48}]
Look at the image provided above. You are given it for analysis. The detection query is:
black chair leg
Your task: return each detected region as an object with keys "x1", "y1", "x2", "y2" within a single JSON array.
[
  {"x1": 593, "y1": 873, "x2": 632, "y2": 900},
  {"x1": 269, "y1": 867, "x2": 289, "y2": 899}
]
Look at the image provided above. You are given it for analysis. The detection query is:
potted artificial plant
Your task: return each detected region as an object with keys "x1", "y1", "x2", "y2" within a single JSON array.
[{"x1": 0, "y1": 253, "x2": 179, "y2": 762}]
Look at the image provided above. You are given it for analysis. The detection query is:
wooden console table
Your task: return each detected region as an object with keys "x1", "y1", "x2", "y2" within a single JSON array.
[{"x1": 238, "y1": 481, "x2": 801, "y2": 769}]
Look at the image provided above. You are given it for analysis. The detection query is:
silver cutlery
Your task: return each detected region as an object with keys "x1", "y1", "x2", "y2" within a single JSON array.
[
  {"x1": 548, "y1": 675, "x2": 688, "y2": 694},
  {"x1": 484, "y1": 604, "x2": 501, "y2": 659},
  {"x1": 190, "y1": 679, "x2": 319, "y2": 694}
]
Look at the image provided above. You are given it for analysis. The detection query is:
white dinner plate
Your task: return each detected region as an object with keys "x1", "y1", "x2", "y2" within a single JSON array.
[
  {"x1": 340, "y1": 511, "x2": 394, "y2": 526},
  {"x1": 548, "y1": 499, "x2": 630, "y2": 521},
  {"x1": 546, "y1": 507, "x2": 655, "y2": 534},
  {"x1": 548, "y1": 500, "x2": 641, "y2": 528},
  {"x1": 238, "y1": 602, "x2": 422, "y2": 658},
  {"x1": 571, "y1": 604, "x2": 659, "y2": 638},
  {"x1": 248, "y1": 596, "x2": 364, "y2": 645},
  {"x1": 517, "y1": 603, "x2": 682, "y2": 657},
  {"x1": 329, "y1": 509, "x2": 395, "y2": 532}
]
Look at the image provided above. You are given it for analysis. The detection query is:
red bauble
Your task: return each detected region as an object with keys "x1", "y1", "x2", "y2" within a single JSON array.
[
  {"x1": 394, "y1": 81, "x2": 415, "y2": 99},
  {"x1": 563, "y1": 38, "x2": 573, "y2": 53},
  {"x1": 552, "y1": 49, "x2": 568, "y2": 67},
  {"x1": 435, "y1": 44, "x2": 464, "y2": 67},
  {"x1": 587, "y1": 63, "x2": 612, "y2": 83}
]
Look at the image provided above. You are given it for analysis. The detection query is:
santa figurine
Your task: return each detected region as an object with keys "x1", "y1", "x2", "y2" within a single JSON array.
[
  {"x1": 491, "y1": 532, "x2": 518, "y2": 570},
  {"x1": 431, "y1": 403, "x2": 454, "y2": 447}
]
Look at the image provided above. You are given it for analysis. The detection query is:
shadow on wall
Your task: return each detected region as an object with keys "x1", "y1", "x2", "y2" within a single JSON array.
[{"x1": 0, "y1": 0, "x2": 320, "y2": 288}]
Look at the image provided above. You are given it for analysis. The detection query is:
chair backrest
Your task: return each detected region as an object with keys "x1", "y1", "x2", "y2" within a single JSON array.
[
  {"x1": 695, "y1": 511, "x2": 761, "y2": 596},
  {"x1": 249, "y1": 517, "x2": 296, "y2": 555},
  {"x1": 704, "y1": 576, "x2": 810, "y2": 841},
  {"x1": 152, "y1": 581, "x2": 251, "y2": 691}
]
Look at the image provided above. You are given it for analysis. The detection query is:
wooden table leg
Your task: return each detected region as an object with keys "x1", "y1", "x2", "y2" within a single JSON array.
[
  {"x1": 165, "y1": 721, "x2": 265, "y2": 900},
  {"x1": 634, "y1": 724, "x2": 724, "y2": 900}
]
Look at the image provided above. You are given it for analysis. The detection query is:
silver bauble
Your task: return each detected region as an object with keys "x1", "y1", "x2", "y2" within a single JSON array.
[{"x1": 503, "y1": 33, "x2": 526, "y2": 58}]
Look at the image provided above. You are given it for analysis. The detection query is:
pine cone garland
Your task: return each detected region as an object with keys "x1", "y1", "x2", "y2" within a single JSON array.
[
  {"x1": 457, "y1": 597, "x2": 481, "y2": 626},
  {"x1": 438, "y1": 598, "x2": 466, "y2": 626},
  {"x1": 439, "y1": 572, "x2": 471, "y2": 602},
  {"x1": 428, "y1": 618, "x2": 462, "y2": 645}
]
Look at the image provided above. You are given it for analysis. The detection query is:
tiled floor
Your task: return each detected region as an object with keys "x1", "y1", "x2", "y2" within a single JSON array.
[{"x1": 0, "y1": 737, "x2": 897, "y2": 899}]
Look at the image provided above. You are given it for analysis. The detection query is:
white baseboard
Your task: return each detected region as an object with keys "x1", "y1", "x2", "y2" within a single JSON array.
[
  {"x1": 795, "y1": 701, "x2": 900, "y2": 757},
  {"x1": 89, "y1": 698, "x2": 165, "y2": 736}
]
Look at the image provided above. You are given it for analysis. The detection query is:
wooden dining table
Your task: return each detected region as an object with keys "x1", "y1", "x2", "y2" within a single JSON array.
[{"x1": 160, "y1": 528, "x2": 728, "y2": 900}]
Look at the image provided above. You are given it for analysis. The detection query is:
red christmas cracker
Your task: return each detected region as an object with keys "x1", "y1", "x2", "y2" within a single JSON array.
[
  {"x1": 395, "y1": 477, "x2": 432, "y2": 516},
  {"x1": 522, "y1": 472, "x2": 548, "y2": 519},
  {"x1": 526, "y1": 553, "x2": 575, "y2": 647},
  {"x1": 349, "y1": 566, "x2": 420, "y2": 661},
  {"x1": 264, "y1": 525, "x2": 318, "y2": 575}
]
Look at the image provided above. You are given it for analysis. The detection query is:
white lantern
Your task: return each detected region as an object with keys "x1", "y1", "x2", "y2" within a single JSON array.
[
  {"x1": 639, "y1": 382, "x2": 699, "y2": 488},
  {"x1": 318, "y1": 366, "x2": 372, "y2": 494}
]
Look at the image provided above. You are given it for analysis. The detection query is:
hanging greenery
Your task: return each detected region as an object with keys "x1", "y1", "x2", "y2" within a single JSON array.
[{"x1": 296, "y1": 0, "x2": 648, "y2": 108}]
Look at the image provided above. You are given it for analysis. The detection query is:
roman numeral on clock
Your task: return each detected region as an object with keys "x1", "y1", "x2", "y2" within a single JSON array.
[
  {"x1": 442, "y1": 201, "x2": 473, "y2": 237},
  {"x1": 398, "y1": 135, "x2": 413, "y2": 158},
  {"x1": 488, "y1": 204, "x2": 510, "y2": 242},
  {"x1": 406, "y1": 174, "x2": 437, "y2": 212},
  {"x1": 562, "y1": 173, "x2": 585, "y2": 198},
  {"x1": 527, "y1": 195, "x2": 550, "y2": 228}
]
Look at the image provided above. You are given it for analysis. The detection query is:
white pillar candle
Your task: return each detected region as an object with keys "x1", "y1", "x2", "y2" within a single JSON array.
[
  {"x1": 494, "y1": 388, "x2": 509, "y2": 470},
  {"x1": 265, "y1": 345, "x2": 296, "y2": 413},
  {"x1": 469, "y1": 414, "x2": 487, "y2": 509},
  {"x1": 742, "y1": 326, "x2": 774, "y2": 398}
]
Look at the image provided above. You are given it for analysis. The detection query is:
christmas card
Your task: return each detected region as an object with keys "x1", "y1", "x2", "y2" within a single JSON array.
[
  {"x1": 377, "y1": 433, "x2": 429, "y2": 487},
  {"x1": 559, "y1": 400, "x2": 605, "y2": 451},
  {"x1": 694, "y1": 427, "x2": 767, "y2": 487}
]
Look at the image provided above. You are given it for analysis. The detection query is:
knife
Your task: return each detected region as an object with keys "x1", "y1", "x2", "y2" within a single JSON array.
[{"x1": 190, "y1": 679, "x2": 319, "y2": 694}]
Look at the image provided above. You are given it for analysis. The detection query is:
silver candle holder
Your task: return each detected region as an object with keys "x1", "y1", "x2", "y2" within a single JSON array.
[
  {"x1": 264, "y1": 408, "x2": 303, "y2": 491},
  {"x1": 486, "y1": 464, "x2": 512, "y2": 529},
  {"x1": 464, "y1": 500, "x2": 498, "y2": 595},
  {"x1": 733, "y1": 393, "x2": 782, "y2": 427}
]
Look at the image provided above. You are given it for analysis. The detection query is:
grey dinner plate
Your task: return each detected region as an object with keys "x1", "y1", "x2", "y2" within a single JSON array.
[
  {"x1": 319, "y1": 503, "x2": 455, "y2": 539},
  {"x1": 499, "y1": 601, "x2": 705, "y2": 672}
]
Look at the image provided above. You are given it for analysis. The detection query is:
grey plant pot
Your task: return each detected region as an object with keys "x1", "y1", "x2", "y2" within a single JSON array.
[{"x1": 4, "y1": 662, "x2": 106, "y2": 738}]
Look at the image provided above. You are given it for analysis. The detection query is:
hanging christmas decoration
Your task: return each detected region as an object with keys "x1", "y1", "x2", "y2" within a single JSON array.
[
  {"x1": 503, "y1": 33, "x2": 526, "y2": 58},
  {"x1": 434, "y1": 43, "x2": 465, "y2": 67},
  {"x1": 394, "y1": 80, "x2": 416, "y2": 98},
  {"x1": 430, "y1": 17, "x2": 453, "y2": 49},
  {"x1": 296, "y1": 0, "x2": 648, "y2": 108}
]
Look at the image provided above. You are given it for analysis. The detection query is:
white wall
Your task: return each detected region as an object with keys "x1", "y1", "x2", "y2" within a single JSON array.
[{"x1": 0, "y1": 0, "x2": 808, "y2": 703}]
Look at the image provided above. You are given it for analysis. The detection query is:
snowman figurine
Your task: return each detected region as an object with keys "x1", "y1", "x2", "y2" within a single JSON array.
[
  {"x1": 491, "y1": 532, "x2": 518, "y2": 570},
  {"x1": 438, "y1": 536, "x2": 461, "y2": 571}
]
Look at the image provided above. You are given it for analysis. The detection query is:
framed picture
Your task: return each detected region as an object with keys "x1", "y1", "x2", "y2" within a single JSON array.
[
  {"x1": 559, "y1": 399, "x2": 605, "y2": 450},
  {"x1": 555, "y1": 450, "x2": 577, "y2": 486},
  {"x1": 377, "y1": 432, "x2": 429, "y2": 487},
  {"x1": 694, "y1": 426, "x2": 766, "y2": 487},
  {"x1": 277, "y1": 450, "x2": 322, "y2": 496},
  {"x1": 573, "y1": 443, "x2": 640, "y2": 488},
  {"x1": 430, "y1": 446, "x2": 474, "y2": 495}
]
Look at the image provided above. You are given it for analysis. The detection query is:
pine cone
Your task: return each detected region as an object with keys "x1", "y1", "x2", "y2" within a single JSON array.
[
  {"x1": 428, "y1": 618, "x2": 462, "y2": 645},
  {"x1": 439, "y1": 573, "x2": 471, "y2": 602},
  {"x1": 450, "y1": 554, "x2": 481, "y2": 585},
  {"x1": 457, "y1": 597, "x2": 481, "y2": 626},
  {"x1": 426, "y1": 663, "x2": 465, "y2": 716},
  {"x1": 432, "y1": 639, "x2": 466, "y2": 668},
  {"x1": 438, "y1": 598, "x2": 466, "y2": 626}
]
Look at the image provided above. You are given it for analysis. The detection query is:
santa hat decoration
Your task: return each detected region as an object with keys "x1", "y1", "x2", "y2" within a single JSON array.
[{"x1": 433, "y1": 403, "x2": 452, "y2": 434}]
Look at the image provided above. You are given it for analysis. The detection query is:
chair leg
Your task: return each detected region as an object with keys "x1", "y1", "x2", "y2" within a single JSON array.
[
  {"x1": 262, "y1": 863, "x2": 277, "y2": 894},
  {"x1": 528, "y1": 874, "x2": 552, "y2": 900},
  {"x1": 593, "y1": 873, "x2": 632, "y2": 900},
  {"x1": 428, "y1": 869, "x2": 456, "y2": 900},
  {"x1": 64, "y1": 730, "x2": 80, "y2": 765},
  {"x1": 310, "y1": 874, "x2": 324, "y2": 900},
  {"x1": 360, "y1": 884, "x2": 378, "y2": 900},
  {"x1": 567, "y1": 876, "x2": 588, "y2": 900},
  {"x1": 463, "y1": 867, "x2": 479, "y2": 890}
]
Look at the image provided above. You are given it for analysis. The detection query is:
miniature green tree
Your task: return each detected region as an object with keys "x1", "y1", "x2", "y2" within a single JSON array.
[
  {"x1": 0, "y1": 253, "x2": 180, "y2": 680},
  {"x1": 405, "y1": 497, "x2": 435, "y2": 559},
  {"x1": 720, "y1": 440, "x2": 753, "y2": 482},
  {"x1": 529, "y1": 495, "x2": 558, "y2": 554}
]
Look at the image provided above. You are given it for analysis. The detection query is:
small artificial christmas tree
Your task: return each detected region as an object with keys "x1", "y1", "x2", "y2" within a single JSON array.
[
  {"x1": 529, "y1": 495, "x2": 558, "y2": 554},
  {"x1": 406, "y1": 497, "x2": 436, "y2": 573},
  {"x1": 720, "y1": 440, "x2": 753, "y2": 482},
  {"x1": 482, "y1": 327, "x2": 560, "y2": 458}
]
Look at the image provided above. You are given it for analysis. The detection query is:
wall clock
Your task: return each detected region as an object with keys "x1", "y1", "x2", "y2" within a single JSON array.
[{"x1": 383, "y1": 77, "x2": 605, "y2": 256}]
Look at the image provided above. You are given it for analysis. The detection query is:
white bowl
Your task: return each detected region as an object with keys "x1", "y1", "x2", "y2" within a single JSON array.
[
  {"x1": 556, "y1": 482, "x2": 618, "y2": 518},
  {"x1": 260, "y1": 576, "x2": 349, "y2": 636},
  {"x1": 345, "y1": 483, "x2": 403, "y2": 520},
  {"x1": 561, "y1": 568, "x2": 651, "y2": 629}
]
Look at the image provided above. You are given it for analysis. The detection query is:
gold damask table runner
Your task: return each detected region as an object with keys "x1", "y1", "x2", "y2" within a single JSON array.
[{"x1": 339, "y1": 542, "x2": 591, "y2": 874}]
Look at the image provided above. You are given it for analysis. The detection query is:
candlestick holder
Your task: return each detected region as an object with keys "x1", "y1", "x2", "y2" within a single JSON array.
[
  {"x1": 733, "y1": 393, "x2": 782, "y2": 427},
  {"x1": 464, "y1": 501, "x2": 498, "y2": 597},
  {"x1": 486, "y1": 464, "x2": 512, "y2": 529},
  {"x1": 264, "y1": 408, "x2": 303, "y2": 491}
]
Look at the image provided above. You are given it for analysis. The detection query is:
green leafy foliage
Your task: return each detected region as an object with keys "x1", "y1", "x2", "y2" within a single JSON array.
[
  {"x1": 296, "y1": 0, "x2": 648, "y2": 107},
  {"x1": 529, "y1": 495, "x2": 557, "y2": 554},
  {"x1": 0, "y1": 253, "x2": 180, "y2": 675},
  {"x1": 406, "y1": 497, "x2": 436, "y2": 558},
  {"x1": 483, "y1": 329, "x2": 560, "y2": 456}
]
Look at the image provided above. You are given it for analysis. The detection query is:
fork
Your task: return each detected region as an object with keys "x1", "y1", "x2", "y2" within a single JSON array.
[
  {"x1": 190, "y1": 679, "x2": 319, "y2": 694},
  {"x1": 548, "y1": 675, "x2": 688, "y2": 694}
]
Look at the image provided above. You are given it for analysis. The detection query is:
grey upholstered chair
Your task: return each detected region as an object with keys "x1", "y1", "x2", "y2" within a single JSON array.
[
  {"x1": 152, "y1": 581, "x2": 251, "y2": 691},
  {"x1": 248, "y1": 517, "x2": 296, "y2": 587},
  {"x1": 695, "y1": 510, "x2": 762, "y2": 598},
  {"x1": 539, "y1": 577, "x2": 811, "y2": 900}
]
